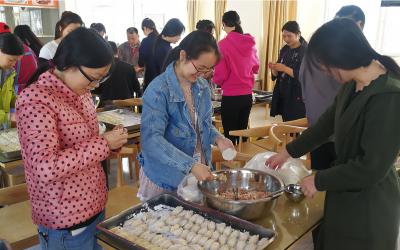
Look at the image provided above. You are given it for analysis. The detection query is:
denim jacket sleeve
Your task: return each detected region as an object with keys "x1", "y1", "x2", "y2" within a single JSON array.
[{"x1": 141, "y1": 86, "x2": 196, "y2": 175}]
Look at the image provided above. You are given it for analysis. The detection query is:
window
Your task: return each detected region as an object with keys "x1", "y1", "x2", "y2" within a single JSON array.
[
  {"x1": 12, "y1": 7, "x2": 43, "y2": 35},
  {"x1": 377, "y1": 3, "x2": 400, "y2": 64},
  {"x1": 0, "y1": 7, "x2": 5, "y2": 23}
]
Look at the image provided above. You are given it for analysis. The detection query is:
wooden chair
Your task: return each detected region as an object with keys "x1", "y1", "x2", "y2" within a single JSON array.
[
  {"x1": 113, "y1": 98, "x2": 143, "y2": 113},
  {"x1": 269, "y1": 124, "x2": 310, "y2": 167},
  {"x1": 110, "y1": 98, "x2": 143, "y2": 186},
  {"x1": 212, "y1": 115, "x2": 224, "y2": 133},
  {"x1": 211, "y1": 146, "x2": 253, "y2": 170}
]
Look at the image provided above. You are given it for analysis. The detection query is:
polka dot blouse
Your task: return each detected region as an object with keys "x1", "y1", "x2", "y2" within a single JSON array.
[{"x1": 16, "y1": 71, "x2": 111, "y2": 229}]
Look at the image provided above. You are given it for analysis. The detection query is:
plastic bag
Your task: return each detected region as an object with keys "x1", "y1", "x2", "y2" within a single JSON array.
[
  {"x1": 98, "y1": 122, "x2": 106, "y2": 135},
  {"x1": 177, "y1": 174, "x2": 203, "y2": 204},
  {"x1": 244, "y1": 151, "x2": 311, "y2": 185}
]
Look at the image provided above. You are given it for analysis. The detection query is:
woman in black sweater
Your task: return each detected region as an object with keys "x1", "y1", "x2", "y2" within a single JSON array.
[
  {"x1": 140, "y1": 18, "x2": 184, "y2": 90},
  {"x1": 269, "y1": 21, "x2": 307, "y2": 122}
]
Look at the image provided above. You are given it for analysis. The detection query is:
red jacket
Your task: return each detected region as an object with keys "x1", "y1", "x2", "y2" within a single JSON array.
[
  {"x1": 14, "y1": 44, "x2": 38, "y2": 93},
  {"x1": 213, "y1": 32, "x2": 259, "y2": 96},
  {"x1": 16, "y1": 71, "x2": 110, "y2": 229}
]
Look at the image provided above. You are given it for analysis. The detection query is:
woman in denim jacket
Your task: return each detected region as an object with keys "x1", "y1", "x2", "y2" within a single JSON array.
[{"x1": 138, "y1": 31, "x2": 234, "y2": 201}]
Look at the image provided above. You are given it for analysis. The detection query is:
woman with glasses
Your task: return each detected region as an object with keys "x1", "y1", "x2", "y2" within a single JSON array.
[
  {"x1": 16, "y1": 28, "x2": 128, "y2": 250},
  {"x1": 138, "y1": 31, "x2": 235, "y2": 201},
  {"x1": 213, "y1": 11, "x2": 259, "y2": 144}
]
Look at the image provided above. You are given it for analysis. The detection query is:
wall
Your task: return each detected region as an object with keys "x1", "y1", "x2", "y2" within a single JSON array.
[{"x1": 225, "y1": 0, "x2": 264, "y2": 65}]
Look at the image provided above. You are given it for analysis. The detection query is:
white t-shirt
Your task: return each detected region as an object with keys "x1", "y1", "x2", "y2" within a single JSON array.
[{"x1": 39, "y1": 40, "x2": 59, "y2": 60}]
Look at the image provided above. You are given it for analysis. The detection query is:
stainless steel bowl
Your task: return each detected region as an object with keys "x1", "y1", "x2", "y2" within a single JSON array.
[
  {"x1": 198, "y1": 169, "x2": 284, "y2": 220},
  {"x1": 284, "y1": 184, "x2": 305, "y2": 202}
]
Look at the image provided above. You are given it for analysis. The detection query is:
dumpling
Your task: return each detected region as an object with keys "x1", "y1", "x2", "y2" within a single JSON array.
[
  {"x1": 186, "y1": 231, "x2": 196, "y2": 242},
  {"x1": 207, "y1": 220, "x2": 216, "y2": 231},
  {"x1": 130, "y1": 225, "x2": 146, "y2": 237},
  {"x1": 125, "y1": 218, "x2": 142, "y2": 227},
  {"x1": 230, "y1": 230, "x2": 240, "y2": 239},
  {"x1": 210, "y1": 242, "x2": 220, "y2": 250},
  {"x1": 198, "y1": 227, "x2": 208, "y2": 235},
  {"x1": 211, "y1": 231, "x2": 220, "y2": 241},
  {"x1": 181, "y1": 229, "x2": 190, "y2": 239},
  {"x1": 151, "y1": 234, "x2": 164, "y2": 245},
  {"x1": 168, "y1": 244, "x2": 186, "y2": 250},
  {"x1": 227, "y1": 236, "x2": 237, "y2": 248},
  {"x1": 218, "y1": 234, "x2": 227, "y2": 245},
  {"x1": 184, "y1": 222, "x2": 194, "y2": 230},
  {"x1": 182, "y1": 210, "x2": 194, "y2": 219},
  {"x1": 160, "y1": 239, "x2": 173, "y2": 248},
  {"x1": 223, "y1": 226, "x2": 232, "y2": 236},
  {"x1": 191, "y1": 224, "x2": 201, "y2": 233},
  {"x1": 220, "y1": 245, "x2": 230, "y2": 250},
  {"x1": 171, "y1": 206, "x2": 184, "y2": 216},
  {"x1": 257, "y1": 237, "x2": 271, "y2": 249},
  {"x1": 191, "y1": 234, "x2": 202, "y2": 244},
  {"x1": 246, "y1": 244, "x2": 257, "y2": 250},
  {"x1": 171, "y1": 226, "x2": 183, "y2": 237},
  {"x1": 249, "y1": 235, "x2": 259, "y2": 245},
  {"x1": 216, "y1": 223, "x2": 226, "y2": 233},
  {"x1": 189, "y1": 244, "x2": 203, "y2": 250},
  {"x1": 171, "y1": 238, "x2": 187, "y2": 245},
  {"x1": 199, "y1": 236, "x2": 209, "y2": 246},
  {"x1": 239, "y1": 231, "x2": 250, "y2": 241},
  {"x1": 178, "y1": 218, "x2": 189, "y2": 227},
  {"x1": 195, "y1": 215, "x2": 205, "y2": 225},
  {"x1": 236, "y1": 240, "x2": 246, "y2": 250},
  {"x1": 189, "y1": 214, "x2": 198, "y2": 223},
  {"x1": 166, "y1": 216, "x2": 180, "y2": 226},
  {"x1": 204, "y1": 230, "x2": 213, "y2": 238},
  {"x1": 204, "y1": 239, "x2": 215, "y2": 249}
]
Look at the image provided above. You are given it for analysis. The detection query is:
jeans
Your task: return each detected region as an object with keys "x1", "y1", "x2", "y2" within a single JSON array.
[{"x1": 37, "y1": 211, "x2": 104, "y2": 250}]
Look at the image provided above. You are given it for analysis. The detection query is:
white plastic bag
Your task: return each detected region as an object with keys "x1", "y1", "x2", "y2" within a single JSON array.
[
  {"x1": 177, "y1": 174, "x2": 203, "y2": 203},
  {"x1": 244, "y1": 151, "x2": 311, "y2": 185}
]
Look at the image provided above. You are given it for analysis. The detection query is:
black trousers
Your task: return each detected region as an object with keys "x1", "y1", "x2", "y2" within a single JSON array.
[
  {"x1": 310, "y1": 142, "x2": 336, "y2": 249},
  {"x1": 221, "y1": 95, "x2": 252, "y2": 144}
]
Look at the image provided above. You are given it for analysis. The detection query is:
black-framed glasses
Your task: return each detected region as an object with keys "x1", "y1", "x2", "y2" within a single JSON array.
[
  {"x1": 78, "y1": 66, "x2": 111, "y2": 85},
  {"x1": 190, "y1": 60, "x2": 214, "y2": 75}
]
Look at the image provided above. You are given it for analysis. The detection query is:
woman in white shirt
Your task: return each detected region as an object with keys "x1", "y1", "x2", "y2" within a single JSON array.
[{"x1": 39, "y1": 11, "x2": 83, "y2": 60}]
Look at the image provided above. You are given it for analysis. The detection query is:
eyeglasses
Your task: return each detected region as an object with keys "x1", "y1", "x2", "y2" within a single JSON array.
[
  {"x1": 78, "y1": 66, "x2": 111, "y2": 85},
  {"x1": 190, "y1": 60, "x2": 214, "y2": 75}
]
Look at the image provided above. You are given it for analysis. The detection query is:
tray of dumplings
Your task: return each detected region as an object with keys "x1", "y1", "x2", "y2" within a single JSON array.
[
  {"x1": 97, "y1": 109, "x2": 141, "y2": 132},
  {"x1": 0, "y1": 128, "x2": 21, "y2": 162},
  {"x1": 97, "y1": 193, "x2": 275, "y2": 250}
]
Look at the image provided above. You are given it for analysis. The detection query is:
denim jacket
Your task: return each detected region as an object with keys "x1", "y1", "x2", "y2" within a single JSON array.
[{"x1": 138, "y1": 63, "x2": 221, "y2": 190}]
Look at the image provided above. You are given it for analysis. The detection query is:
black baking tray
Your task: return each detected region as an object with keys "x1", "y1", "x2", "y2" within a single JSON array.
[
  {"x1": 97, "y1": 193, "x2": 276, "y2": 250},
  {"x1": 97, "y1": 109, "x2": 141, "y2": 132},
  {"x1": 0, "y1": 151, "x2": 21, "y2": 163}
]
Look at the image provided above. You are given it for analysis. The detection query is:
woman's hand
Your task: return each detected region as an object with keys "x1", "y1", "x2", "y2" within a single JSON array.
[
  {"x1": 103, "y1": 125, "x2": 128, "y2": 150},
  {"x1": 191, "y1": 163, "x2": 213, "y2": 181},
  {"x1": 300, "y1": 175, "x2": 317, "y2": 198},
  {"x1": 265, "y1": 147, "x2": 291, "y2": 169},
  {"x1": 215, "y1": 136, "x2": 235, "y2": 152}
]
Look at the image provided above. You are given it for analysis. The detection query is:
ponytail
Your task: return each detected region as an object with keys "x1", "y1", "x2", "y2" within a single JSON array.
[
  {"x1": 234, "y1": 23, "x2": 243, "y2": 34},
  {"x1": 376, "y1": 54, "x2": 400, "y2": 77}
]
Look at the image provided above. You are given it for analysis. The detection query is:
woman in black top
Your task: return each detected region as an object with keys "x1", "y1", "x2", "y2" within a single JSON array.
[
  {"x1": 270, "y1": 21, "x2": 307, "y2": 122},
  {"x1": 93, "y1": 41, "x2": 141, "y2": 107},
  {"x1": 138, "y1": 18, "x2": 158, "y2": 90},
  {"x1": 141, "y1": 18, "x2": 184, "y2": 90}
]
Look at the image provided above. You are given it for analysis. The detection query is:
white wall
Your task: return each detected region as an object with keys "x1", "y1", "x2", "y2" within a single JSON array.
[{"x1": 225, "y1": 0, "x2": 264, "y2": 63}]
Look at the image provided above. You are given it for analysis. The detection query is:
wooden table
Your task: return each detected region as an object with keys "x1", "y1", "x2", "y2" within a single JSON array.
[{"x1": 0, "y1": 185, "x2": 140, "y2": 250}]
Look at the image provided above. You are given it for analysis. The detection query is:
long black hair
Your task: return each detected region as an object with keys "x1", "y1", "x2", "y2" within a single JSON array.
[
  {"x1": 54, "y1": 11, "x2": 83, "y2": 39},
  {"x1": 0, "y1": 33, "x2": 24, "y2": 56},
  {"x1": 162, "y1": 30, "x2": 220, "y2": 71},
  {"x1": 282, "y1": 21, "x2": 306, "y2": 44},
  {"x1": 154, "y1": 18, "x2": 185, "y2": 55},
  {"x1": 141, "y1": 18, "x2": 159, "y2": 36},
  {"x1": 222, "y1": 11, "x2": 243, "y2": 34},
  {"x1": 29, "y1": 27, "x2": 113, "y2": 85},
  {"x1": 13, "y1": 25, "x2": 43, "y2": 56},
  {"x1": 307, "y1": 18, "x2": 400, "y2": 77}
]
